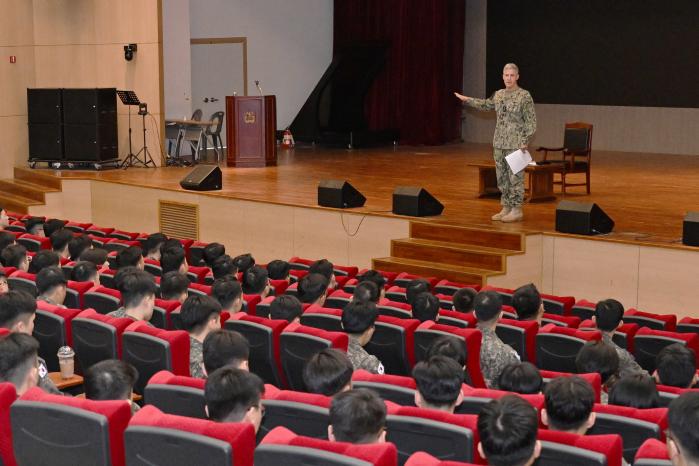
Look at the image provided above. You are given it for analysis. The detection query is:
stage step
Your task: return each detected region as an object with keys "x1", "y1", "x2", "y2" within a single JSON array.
[
  {"x1": 410, "y1": 221, "x2": 524, "y2": 251},
  {"x1": 0, "y1": 179, "x2": 59, "y2": 204},
  {"x1": 13, "y1": 167, "x2": 63, "y2": 191},
  {"x1": 0, "y1": 167, "x2": 64, "y2": 214},
  {"x1": 372, "y1": 257, "x2": 496, "y2": 285},
  {"x1": 0, "y1": 192, "x2": 44, "y2": 214},
  {"x1": 390, "y1": 238, "x2": 510, "y2": 271}
]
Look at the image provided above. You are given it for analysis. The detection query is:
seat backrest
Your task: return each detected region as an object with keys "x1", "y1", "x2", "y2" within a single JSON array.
[
  {"x1": 144, "y1": 370, "x2": 206, "y2": 419},
  {"x1": 7, "y1": 270, "x2": 38, "y2": 297},
  {"x1": 624, "y1": 309, "x2": 677, "y2": 331},
  {"x1": 538, "y1": 429, "x2": 622, "y2": 466},
  {"x1": 541, "y1": 313, "x2": 581, "y2": 328},
  {"x1": 325, "y1": 290, "x2": 353, "y2": 310},
  {"x1": 17, "y1": 234, "x2": 51, "y2": 252},
  {"x1": 405, "y1": 452, "x2": 478, "y2": 466},
  {"x1": 103, "y1": 239, "x2": 140, "y2": 253},
  {"x1": 433, "y1": 280, "x2": 479, "y2": 296},
  {"x1": 71, "y1": 309, "x2": 133, "y2": 372},
  {"x1": 65, "y1": 280, "x2": 93, "y2": 309},
  {"x1": 12, "y1": 387, "x2": 131, "y2": 466},
  {"x1": 677, "y1": 316, "x2": 699, "y2": 338},
  {"x1": 385, "y1": 286, "x2": 408, "y2": 303},
  {"x1": 33, "y1": 306, "x2": 81, "y2": 372},
  {"x1": 260, "y1": 396, "x2": 331, "y2": 440},
  {"x1": 0, "y1": 383, "x2": 17, "y2": 466},
  {"x1": 151, "y1": 298, "x2": 181, "y2": 330},
  {"x1": 495, "y1": 318, "x2": 538, "y2": 362},
  {"x1": 365, "y1": 315, "x2": 420, "y2": 376},
  {"x1": 300, "y1": 306, "x2": 343, "y2": 332},
  {"x1": 540, "y1": 293, "x2": 575, "y2": 316},
  {"x1": 633, "y1": 327, "x2": 699, "y2": 372},
  {"x1": 536, "y1": 324, "x2": 601, "y2": 372},
  {"x1": 126, "y1": 405, "x2": 255, "y2": 466},
  {"x1": 563, "y1": 122, "x2": 593, "y2": 155},
  {"x1": 143, "y1": 258, "x2": 163, "y2": 277},
  {"x1": 187, "y1": 265, "x2": 211, "y2": 285},
  {"x1": 454, "y1": 387, "x2": 545, "y2": 416},
  {"x1": 84, "y1": 285, "x2": 122, "y2": 314},
  {"x1": 634, "y1": 439, "x2": 672, "y2": 466},
  {"x1": 571, "y1": 299, "x2": 596, "y2": 320},
  {"x1": 539, "y1": 370, "x2": 602, "y2": 403}
]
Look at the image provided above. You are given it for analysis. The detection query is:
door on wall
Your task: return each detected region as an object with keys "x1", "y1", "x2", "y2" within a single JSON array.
[{"x1": 190, "y1": 37, "x2": 247, "y2": 158}]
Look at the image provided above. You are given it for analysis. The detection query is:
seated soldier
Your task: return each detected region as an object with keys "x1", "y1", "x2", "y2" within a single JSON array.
[
  {"x1": 328, "y1": 389, "x2": 387, "y2": 444},
  {"x1": 406, "y1": 279, "x2": 430, "y2": 306},
  {"x1": 107, "y1": 267, "x2": 157, "y2": 324},
  {"x1": 116, "y1": 246, "x2": 145, "y2": 270},
  {"x1": 28, "y1": 249, "x2": 60, "y2": 274},
  {"x1": 667, "y1": 392, "x2": 699, "y2": 466},
  {"x1": 341, "y1": 300, "x2": 384, "y2": 374},
  {"x1": 0, "y1": 206, "x2": 10, "y2": 229},
  {"x1": 71, "y1": 261, "x2": 100, "y2": 287},
  {"x1": 211, "y1": 254, "x2": 238, "y2": 280},
  {"x1": 608, "y1": 373, "x2": 660, "y2": 409},
  {"x1": 426, "y1": 334, "x2": 467, "y2": 370},
  {"x1": 232, "y1": 253, "x2": 255, "y2": 274},
  {"x1": 180, "y1": 295, "x2": 222, "y2": 379},
  {"x1": 68, "y1": 235, "x2": 93, "y2": 262},
  {"x1": 84, "y1": 359, "x2": 140, "y2": 414},
  {"x1": 159, "y1": 271, "x2": 189, "y2": 303},
  {"x1": 203, "y1": 329, "x2": 250, "y2": 375},
  {"x1": 212, "y1": 276, "x2": 244, "y2": 314},
  {"x1": 497, "y1": 362, "x2": 543, "y2": 395},
  {"x1": 542, "y1": 376, "x2": 596, "y2": 435},
  {"x1": 452, "y1": 287, "x2": 477, "y2": 313},
  {"x1": 353, "y1": 281, "x2": 381, "y2": 304},
  {"x1": 357, "y1": 270, "x2": 387, "y2": 301},
  {"x1": 474, "y1": 291, "x2": 520, "y2": 388},
  {"x1": 478, "y1": 395, "x2": 541, "y2": 466},
  {"x1": 0, "y1": 231, "x2": 17, "y2": 252},
  {"x1": 0, "y1": 332, "x2": 40, "y2": 396},
  {"x1": 0, "y1": 244, "x2": 29, "y2": 271},
  {"x1": 309, "y1": 259, "x2": 337, "y2": 290},
  {"x1": 269, "y1": 294, "x2": 302, "y2": 323},
  {"x1": 204, "y1": 367, "x2": 265, "y2": 433},
  {"x1": 142, "y1": 232, "x2": 167, "y2": 261},
  {"x1": 655, "y1": 343, "x2": 698, "y2": 388},
  {"x1": 203, "y1": 242, "x2": 225, "y2": 268},
  {"x1": 512, "y1": 284, "x2": 544, "y2": 324},
  {"x1": 43, "y1": 219, "x2": 66, "y2": 238},
  {"x1": 411, "y1": 291, "x2": 440, "y2": 322},
  {"x1": 303, "y1": 348, "x2": 353, "y2": 396},
  {"x1": 241, "y1": 265, "x2": 271, "y2": 298},
  {"x1": 50, "y1": 228, "x2": 73, "y2": 259},
  {"x1": 24, "y1": 217, "x2": 44, "y2": 237},
  {"x1": 266, "y1": 259, "x2": 291, "y2": 282},
  {"x1": 80, "y1": 247, "x2": 109, "y2": 268},
  {"x1": 0, "y1": 271, "x2": 8, "y2": 295},
  {"x1": 593, "y1": 298, "x2": 645, "y2": 377},
  {"x1": 297, "y1": 273, "x2": 329, "y2": 307},
  {"x1": 160, "y1": 245, "x2": 188, "y2": 275},
  {"x1": 575, "y1": 339, "x2": 620, "y2": 403},
  {"x1": 412, "y1": 356, "x2": 464, "y2": 413},
  {"x1": 36, "y1": 266, "x2": 67, "y2": 308}
]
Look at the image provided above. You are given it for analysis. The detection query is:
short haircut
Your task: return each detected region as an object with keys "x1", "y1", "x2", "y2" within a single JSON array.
[
  {"x1": 211, "y1": 254, "x2": 237, "y2": 280},
  {"x1": 503, "y1": 63, "x2": 519, "y2": 73},
  {"x1": 84, "y1": 359, "x2": 138, "y2": 401},
  {"x1": 303, "y1": 348, "x2": 353, "y2": 396},
  {"x1": 353, "y1": 281, "x2": 380, "y2": 304},
  {"x1": 203, "y1": 242, "x2": 225, "y2": 267},
  {"x1": 411, "y1": 292, "x2": 440, "y2": 322},
  {"x1": 474, "y1": 291, "x2": 503, "y2": 322},
  {"x1": 0, "y1": 290, "x2": 36, "y2": 328},
  {"x1": 478, "y1": 395, "x2": 538, "y2": 466},
  {"x1": 143, "y1": 232, "x2": 167, "y2": 256},
  {"x1": 24, "y1": 217, "x2": 44, "y2": 235},
  {"x1": 356, "y1": 270, "x2": 387, "y2": 292},
  {"x1": 160, "y1": 238, "x2": 183, "y2": 254},
  {"x1": 43, "y1": 219, "x2": 67, "y2": 238},
  {"x1": 160, "y1": 271, "x2": 190, "y2": 301},
  {"x1": 50, "y1": 228, "x2": 73, "y2": 252},
  {"x1": 68, "y1": 235, "x2": 92, "y2": 261},
  {"x1": 0, "y1": 333, "x2": 39, "y2": 388},
  {"x1": 452, "y1": 287, "x2": 477, "y2": 313},
  {"x1": 115, "y1": 267, "x2": 156, "y2": 308},
  {"x1": 412, "y1": 356, "x2": 464, "y2": 408},
  {"x1": 425, "y1": 335, "x2": 466, "y2": 367},
  {"x1": 242, "y1": 265, "x2": 268, "y2": 295},
  {"x1": 0, "y1": 231, "x2": 16, "y2": 252},
  {"x1": 71, "y1": 261, "x2": 98, "y2": 283},
  {"x1": 406, "y1": 279, "x2": 430, "y2": 305},
  {"x1": 211, "y1": 276, "x2": 243, "y2": 310},
  {"x1": 656, "y1": 343, "x2": 697, "y2": 388},
  {"x1": 594, "y1": 298, "x2": 625, "y2": 332},
  {"x1": 203, "y1": 329, "x2": 250, "y2": 374},
  {"x1": 297, "y1": 273, "x2": 329, "y2": 304},
  {"x1": 80, "y1": 247, "x2": 108, "y2": 267},
  {"x1": 608, "y1": 373, "x2": 659, "y2": 409},
  {"x1": 341, "y1": 300, "x2": 378, "y2": 334},
  {"x1": 160, "y1": 246, "x2": 186, "y2": 274},
  {"x1": 266, "y1": 260, "x2": 290, "y2": 281},
  {"x1": 512, "y1": 284, "x2": 541, "y2": 321},
  {"x1": 575, "y1": 340, "x2": 619, "y2": 384},
  {"x1": 309, "y1": 259, "x2": 334, "y2": 281},
  {"x1": 543, "y1": 376, "x2": 595, "y2": 432},
  {"x1": 1, "y1": 244, "x2": 27, "y2": 268},
  {"x1": 329, "y1": 389, "x2": 386, "y2": 444},
  {"x1": 179, "y1": 295, "x2": 222, "y2": 333},
  {"x1": 116, "y1": 246, "x2": 143, "y2": 269},
  {"x1": 36, "y1": 266, "x2": 67, "y2": 295},
  {"x1": 232, "y1": 254, "x2": 255, "y2": 274},
  {"x1": 497, "y1": 362, "x2": 543, "y2": 394},
  {"x1": 668, "y1": 392, "x2": 699, "y2": 463},
  {"x1": 29, "y1": 249, "x2": 60, "y2": 274},
  {"x1": 269, "y1": 295, "x2": 302, "y2": 322},
  {"x1": 205, "y1": 367, "x2": 264, "y2": 422}
]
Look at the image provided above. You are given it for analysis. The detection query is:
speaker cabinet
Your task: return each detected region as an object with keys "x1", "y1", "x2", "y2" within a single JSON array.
[
  {"x1": 62, "y1": 88, "x2": 117, "y2": 125},
  {"x1": 392, "y1": 186, "x2": 444, "y2": 217},
  {"x1": 180, "y1": 165, "x2": 222, "y2": 191},
  {"x1": 317, "y1": 180, "x2": 366, "y2": 208},
  {"x1": 683, "y1": 212, "x2": 699, "y2": 246},
  {"x1": 64, "y1": 124, "x2": 118, "y2": 161},
  {"x1": 27, "y1": 89, "x2": 63, "y2": 124},
  {"x1": 555, "y1": 200, "x2": 614, "y2": 235},
  {"x1": 28, "y1": 124, "x2": 63, "y2": 161}
]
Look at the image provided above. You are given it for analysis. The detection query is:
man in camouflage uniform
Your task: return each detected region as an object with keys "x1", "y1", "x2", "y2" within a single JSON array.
[
  {"x1": 455, "y1": 63, "x2": 537, "y2": 222},
  {"x1": 179, "y1": 295, "x2": 222, "y2": 379},
  {"x1": 473, "y1": 291, "x2": 520, "y2": 388},
  {"x1": 343, "y1": 301, "x2": 385, "y2": 374}
]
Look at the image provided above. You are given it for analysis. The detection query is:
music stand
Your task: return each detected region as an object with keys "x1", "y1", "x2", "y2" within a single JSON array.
[{"x1": 117, "y1": 90, "x2": 156, "y2": 169}]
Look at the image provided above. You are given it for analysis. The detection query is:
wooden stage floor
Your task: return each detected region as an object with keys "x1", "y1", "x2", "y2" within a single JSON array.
[{"x1": 52, "y1": 143, "x2": 699, "y2": 249}]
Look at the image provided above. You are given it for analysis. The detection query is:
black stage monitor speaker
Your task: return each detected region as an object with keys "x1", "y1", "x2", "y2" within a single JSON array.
[
  {"x1": 555, "y1": 200, "x2": 614, "y2": 235},
  {"x1": 180, "y1": 165, "x2": 222, "y2": 191},
  {"x1": 392, "y1": 186, "x2": 444, "y2": 217},
  {"x1": 28, "y1": 124, "x2": 63, "y2": 161},
  {"x1": 27, "y1": 89, "x2": 63, "y2": 124},
  {"x1": 318, "y1": 180, "x2": 366, "y2": 208},
  {"x1": 682, "y1": 212, "x2": 699, "y2": 246}
]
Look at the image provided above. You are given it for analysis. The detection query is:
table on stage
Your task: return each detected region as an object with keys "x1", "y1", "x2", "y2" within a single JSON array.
[
  {"x1": 165, "y1": 118, "x2": 215, "y2": 162},
  {"x1": 468, "y1": 161, "x2": 558, "y2": 202}
]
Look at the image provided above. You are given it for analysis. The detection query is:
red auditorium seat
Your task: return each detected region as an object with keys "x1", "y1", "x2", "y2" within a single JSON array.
[
  {"x1": 11, "y1": 387, "x2": 131, "y2": 466},
  {"x1": 17, "y1": 233, "x2": 51, "y2": 252},
  {"x1": 288, "y1": 269, "x2": 308, "y2": 284},
  {"x1": 83, "y1": 285, "x2": 122, "y2": 314},
  {"x1": 86, "y1": 225, "x2": 115, "y2": 237},
  {"x1": 481, "y1": 285, "x2": 515, "y2": 305},
  {"x1": 324, "y1": 289, "x2": 353, "y2": 309},
  {"x1": 0, "y1": 383, "x2": 17, "y2": 466},
  {"x1": 540, "y1": 293, "x2": 575, "y2": 315},
  {"x1": 187, "y1": 265, "x2": 211, "y2": 284},
  {"x1": 34, "y1": 303, "x2": 82, "y2": 371},
  {"x1": 102, "y1": 238, "x2": 140, "y2": 253},
  {"x1": 254, "y1": 295, "x2": 276, "y2": 318},
  {"x1": 393, "y1": 272, "x2": 439, "y2": 290},
  {"x1": 71, "y1": 309, "x2": 134, "y2": 372},
  {"x1": 64, "y1": 221, "x2": 92, "y2": 233},
  {"x1": 656, "y1": 384, "x2": 699, "y2": 407},
  {"x1": 677, "y1": 316, "x2": 699, "y2": 337},
  {"x1": 456, "y1": 386, "x2": 545, "y2": 417},
  {"x1": 186, "y1": 241, "x2": 208, "y2": 266},
  {"x1": 537, "y1": 429, "x2": 623, "y2": 466},
  {"x1": 367, "y1": 315, "x2": 420, "y2": 376},
  {"x1": 98, "y1": 268, "x2": 118, "y2": 289},
  {"x1": 8, "y1": 270, "x2": 38, "y2": 297},
  {"x1": 437, "y1": 308, "x2": 476, "y2": 328},
  {"x1": 268, "y1": 278, "x2": 290, "y2": 296},
  {"x1": 284, "y1": 281, "x2": 299, "y2": 297},
  {"x1": 579, "y1": 319, "x2": 639, "y2": 352},
  {"x1": 187, "y1": 281, "x2": 212, "y2": 296},
  {"x1": 624, "y1": 308, "x2": 677, "y2": 331},
  {"x1": 242, "y1": 294, "x2": 261, "y2": 315},
  {"x1": 260, "y1": 389, "x2": 333, "y2": 439},
  {"x1": 143, "y1": 258, "x2": 162, "y2": 277},
  {"x1": 64, "y1": 279, "x2": 93, "y2": 309},
  {"x1": 433, "y1": 279, "x2": 480, "y2": 296},
  {"x1": 405, "y1": 452, "x2": 478, "y2": 466},
  {"x1": 571, "y1": 299, "x2": 596, "y2": 320},
  {"x1": 351, "y1": 370, "x2": 418, "y2": 406},
  {"x1": 144, "y1": 370, "x2": 206, "y2": 418},
  {"x1": 634, "y1": 439, "x2": 672, "y2": 466},
  {"x1": 4, "y1": 220, "x2": 26, "y2": 233},
  {"x1": 435, "y1": 293, "x2": 455, "y2": 310},
  {"x1": 256, "y1": 426, "x2": 397, "y2": 466},
  {"x1": 300, "y1": 306, "x2": 343, "y2": 331},
  {"x1": 414, "y1": 321, "x2": 485, "y2": 388},
  {"x1": 126, "y1": 405, "x2": 255, "y2": 466},
  {"x1": 108, "y1": 229, "x2": 139, "y2": 241},
  {"x1": 495, "y1": 318, "x2": 538, "y2": 362},
  {"x1": 540, "y1": 370, "x2": 602, "y2": 403},
  {"x1": 540, "y1": 313, "x2": 581, "y2": 328},
  {"x1": 385, "y1": 285, "x2": 409, "y2": 303},
  {"x1": 633, "y1": 327, "x2": 699, "y2": 372},
  {"x1": 279, "y1": 324, "x2": 348, "y2": 390},
  {"x1": 151, "y1": 298, "x2": 181, "y2": 329},
  {"x1": 378, "y1": 298, "x2": 414, "y2": 319},
  {"x1": 535, "y1": 324, "x2": 601, "y2": 372}
]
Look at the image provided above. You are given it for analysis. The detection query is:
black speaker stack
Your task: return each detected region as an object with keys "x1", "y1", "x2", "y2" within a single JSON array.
[{"x1": 27, "y1": 88, "x2": 119, "y2": 168}]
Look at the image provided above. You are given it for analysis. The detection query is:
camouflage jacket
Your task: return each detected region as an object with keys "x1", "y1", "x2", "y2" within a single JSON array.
[
  {"x1": 466, "y1": 87, "x2": 537, "y2": 150},
  {"x1": 478, "y1": 325, "x2": 520, "y2": 389},
  {"x1": 37, "y1": 356, "x2": 61, "y2": 395},
  {"x1": 106, "y1": 308, "x2": 154, "y2": 327},
  {"x1": 189, "y1": 336, "x2": 205, "y2": 379},
  {"x1": 602, "y1": 333, "x2": 647, "y2": 378},
  {"x1": 347, "y1": 337, "x2": 384, "y2": 374}
]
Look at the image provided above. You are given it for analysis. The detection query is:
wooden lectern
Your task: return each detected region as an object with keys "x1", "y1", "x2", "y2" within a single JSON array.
[{"x1": 225, "y1": 95, "x2": 277, "y2": 167}]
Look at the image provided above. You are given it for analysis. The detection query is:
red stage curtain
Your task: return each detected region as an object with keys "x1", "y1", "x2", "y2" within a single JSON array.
[{"x1": 333, "y1": 0, "x2": 465, "y2": 146}]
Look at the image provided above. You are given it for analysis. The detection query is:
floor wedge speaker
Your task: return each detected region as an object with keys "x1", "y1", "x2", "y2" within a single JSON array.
[
  {"x1": 318, "y1": 180, "x2": 366, "y2": 208},
  {"x1": 555, "y1": 200, "x2": 614, "y2": 235},
  {"x1": 392, "y1": 186, "x2": 444, "y2": 217},
  {"x1": 180, "y1": 165, "x2": 222, "y2": 191},
  {"x1": 683, "y1": 212, "x2": 699, "y2": 246}
]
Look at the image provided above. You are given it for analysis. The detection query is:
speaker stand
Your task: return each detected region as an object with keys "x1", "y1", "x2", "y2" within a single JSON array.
[{"x1": 122, "y1": 108, "x2": 156, "y2": 169}]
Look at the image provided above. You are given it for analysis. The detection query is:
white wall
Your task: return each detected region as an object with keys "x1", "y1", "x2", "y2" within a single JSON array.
[{"x1": 162, "y1": 0, "x2": 192, "y2": 119}]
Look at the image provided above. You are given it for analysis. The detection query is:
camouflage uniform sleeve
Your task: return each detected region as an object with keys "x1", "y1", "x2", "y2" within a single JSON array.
[
  {"x1": 38, "y1": 358, "x2": 62, "y2": 395},
  {"x1": 465, "y1": 93, "x2": 496, "y2": 112},
  {"x1": 189, "y1": 338, "x2": 205, "y2": 379},
  {"x1": 519, "y1": 91, "x2": 537, "y2": 147},
  {"x1": 363, "y1": 354, "x2": 385, "y2": 375},
  {"x1": 617, "y1": 348, "x2": 648, "y2": 378}
]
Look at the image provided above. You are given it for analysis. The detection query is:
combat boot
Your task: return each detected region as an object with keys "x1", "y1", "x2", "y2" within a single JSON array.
[
  {"x1": 501, "y1": 207, "x2": 523, "y2": 223},
  {"x1": 491, "y1": 206, "x2": 511, "y2": 221}
]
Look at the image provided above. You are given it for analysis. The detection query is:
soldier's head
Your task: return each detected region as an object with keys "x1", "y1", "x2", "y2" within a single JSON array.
[
  {"x1": 341, "y1": 300, "x2": 378, "y2": 345},
  {"x1": 503, "y1": 63, "x2": 520, "y2": 89},
  {"x1": 329, "y1": 389, "x2": 387, "y2": 444},
  {"x1": 478, "y1": 395, "x2": 541, "y2": 466},
  {"x1": 412, "y1": 356, "x2": 464, "y2": 413},
  {"x1": 542, "y1": 376, "x2": 596, "y2": 435},
  {"x1": 474, "y1": 291, "x2": 503, "y2": 327}
]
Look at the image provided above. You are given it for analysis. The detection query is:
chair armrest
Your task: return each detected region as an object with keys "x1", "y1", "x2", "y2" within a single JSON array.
[{"x1": 536, "y1": 146, "x2": 564, "y2": 152}]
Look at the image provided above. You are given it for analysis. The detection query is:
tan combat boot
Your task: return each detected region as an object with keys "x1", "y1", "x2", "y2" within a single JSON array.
[
  {"x1": 491, "y1": 206, "x2": 511, "y2": 221},
  {"x1": 502, "y1": 207, "x2": 523, "y2": 223}
]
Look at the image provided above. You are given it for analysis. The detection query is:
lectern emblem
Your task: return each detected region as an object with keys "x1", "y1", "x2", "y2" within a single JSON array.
[{"x1": 243, "y1": 112, "x2": 256, "y2": 124}]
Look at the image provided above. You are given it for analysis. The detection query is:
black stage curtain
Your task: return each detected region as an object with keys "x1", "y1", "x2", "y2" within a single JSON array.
[{"x1": 333, "y1": 0, "x2": 465, "y2": 145}]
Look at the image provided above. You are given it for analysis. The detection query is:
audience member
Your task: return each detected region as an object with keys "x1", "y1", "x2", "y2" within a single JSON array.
[
  {"x1": 116, "y1": 246, "x2": 144, "y2": 270},
  {"x1": 309, "y1": 258, "x2": 337, "y2": 289},
  {"x1": 474, "y1": 291, "x2": 519, "y2": 388},
  {"x1": 341, "y1": 300, "x2": 384, "y2": 374},
  {"x1": 303, "y1": 348, "x2": 353, "y2": 396},
  {"x1": 211, "y1": 276, "x2": 244, "y2": 314},
  {"x1": 425, "y1": 334, "x2": 466, "y2": 369},
  {"x1": 542, "y1": 376, "x2": 596, "y2": 435},
  {"x1": 241, "y1": 265, "x2": 270, "y2": 297},
  {"x1": 297, "y1": 273, "x2": 329, "y2": 306},
  {"x1": 512, "y1": 284, "x2": 544, "y2": 324},
  {"x1": 71, "y1": 261, "x2": 100, "y2": 286},
  {"x1": 412, "y1": 356, "x2": 464, "y2": 413},
  {"x1": 180, "y1": 295, "x2": 222, "y2": 378},
  {"x1": 161, "y1": 245, "x2": 188, "y2": 274},
  {"x1": 406, "y1": 278, "x2": 430, "y2": 305},
  {"x1": 411, "y1": 291, "x2": 440, "y2": 322},
  {"x1": 159, "y1": 271, "x2": 189, "y2": 303},
  {"x1": 68, "y1": 235, "x2": 92, "y2": 261},
  {"x1": 593, "y1": 298, "x2": 645, "y2": 377},
  {"x1": 50, "y1": 228, "x2": 73, "y2": 259},
  {"x1": 266, "y1": 259, "x2": 291, "y2": 282},
  {"x1": 0, "y1": 271, "x2": 8, "y2": 295},
  {"x1": 328, "y1": 389, "x2": 387, "y2": 444},
  {"x1": 80, "y1": 247, "x2": 109, "y2": 268},
  {"x1": 667, "y1": 392, "x2": 699, "y2": 466},
  {"x1": 84, "y1": 359, "x2": 140, "y2": 414},
  {"x1": 24, "y1": 217, "x2": 45, "y2": 237},
  {"x1": 357, "y1": 270, "x2": 387, "y2": 300},
  {"x1": 142, "y1": 232, "x2": 168, "y2": 261},
  {"x1": 159, "y1": 238, "x2": 183, "y2": 255},
  {"x1": 655, "y1": 343, "x2": 698, "y2": 388},
  {"x1": 352, "y1": 281, "x2": 380, "y2": 304},
  {"x1": 43, "y1": 219, "x2": 66, "y2": 238},
  {"x1": 1, "y1": 244, "x2": 29, "y2": 271},
  {"x1": 0, "y1": 333, "x2": 40, "y2": 396},
  {"x1": 211, "y1": 254, "x2": 237, "y2": 280},
  {"x1": 269, "y1": 294, "x2": 302, "y2": 323},
  {"x1": 497, "y1": 362, "x2": 543, "y2": 395},
  {"x1": 608, "y1": 373, "x2": 660, "y2": 409},
  {"x1": 452, "y1": 287, "x2": 477, "y2": 313},
  {"x1": 202, "y1": 242, "x2": 226, "y2": 267},
  {"x1": 575, "y1": 339, "x2": 620, "y2": 402},
  {"x1": 204, "y1": 367, "x2": 265, "y2": 432},
  {"x1": 232, "y1": 253, "x2": 255, "y2": 274},
  {"x1": 0, "y1": 231, "x2": 16, "y2": 252},
  {"x1": 203, "y1": 329, "x2": 249, "y2": 375},
  {"x1": 28, "y1": 249, "x2": 60, "y2": 274},
  {"x1": 0, "y1": 206, "x2": 10, "y2": 229},
  {"x1": 107, "y1": 268, "x2": 156, "y2": 323},
  {"x1": 36, "y1": 266, "x2": 67, "y2": 308}
]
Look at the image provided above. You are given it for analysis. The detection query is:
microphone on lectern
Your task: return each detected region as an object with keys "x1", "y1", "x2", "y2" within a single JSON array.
[{"x1": 255, "y1": 80, "x2": 263, "y2": 96}]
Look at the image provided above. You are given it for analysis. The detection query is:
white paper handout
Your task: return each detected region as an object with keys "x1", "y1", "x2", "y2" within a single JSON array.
[{"x1": 505, "y1": 149, "x2": 533, "y2": 175}]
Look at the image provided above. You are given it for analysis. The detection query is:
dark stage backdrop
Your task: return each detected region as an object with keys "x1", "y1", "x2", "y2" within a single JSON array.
[
  {"x1": 486, "y1": 0, "x2": 699, "y2": 108},
  {"x1": 334, "y1": 0, "x2": 465, "y2": 145}
]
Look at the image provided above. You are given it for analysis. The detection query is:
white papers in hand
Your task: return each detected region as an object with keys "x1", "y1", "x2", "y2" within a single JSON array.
[{"x1": 505, "y1": 149, "x2": 532, "y2": 175}]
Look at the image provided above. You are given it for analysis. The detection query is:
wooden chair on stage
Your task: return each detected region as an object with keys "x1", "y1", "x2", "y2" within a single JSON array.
[{"x1": 536, "y1": 122, "x2": 593, "y2": 194}]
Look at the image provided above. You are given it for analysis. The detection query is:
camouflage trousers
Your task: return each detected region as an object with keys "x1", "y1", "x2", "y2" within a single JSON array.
[{"x1": 493, "y1": 148, "x2": 524, "y2": 208}]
